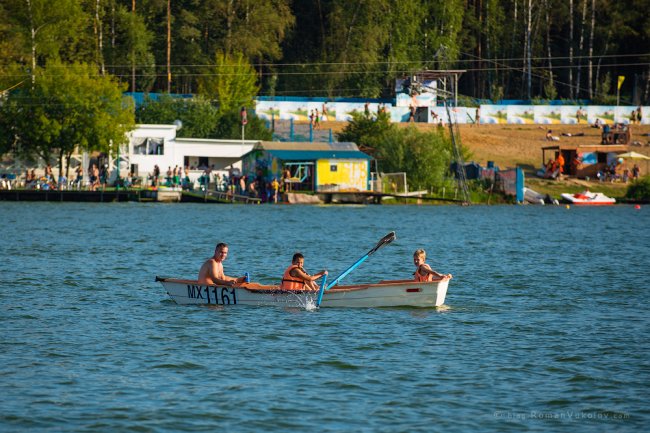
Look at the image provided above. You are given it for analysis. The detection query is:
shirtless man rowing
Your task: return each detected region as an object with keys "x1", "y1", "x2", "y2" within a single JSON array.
[{"x1": 198, "y1": 243, "x2": 246, "y2": 286}]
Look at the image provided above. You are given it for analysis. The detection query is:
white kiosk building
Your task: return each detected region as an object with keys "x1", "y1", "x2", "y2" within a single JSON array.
[{"x1": 123, "y1": 124, "x2": 256, "y2": 186}]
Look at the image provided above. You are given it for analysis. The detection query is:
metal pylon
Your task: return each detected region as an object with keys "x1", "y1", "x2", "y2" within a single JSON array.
[{"x1": 444, "y1": 99, "x2": 471, "y2": 205}]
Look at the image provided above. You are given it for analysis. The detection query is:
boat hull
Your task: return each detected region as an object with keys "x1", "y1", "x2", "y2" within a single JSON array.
[
  {"x1": 560, "y1": 191, "x2": 615, "y2": 205},
  {"x1": 156, "y1": 277, "x2": 450, "y2": 308}
]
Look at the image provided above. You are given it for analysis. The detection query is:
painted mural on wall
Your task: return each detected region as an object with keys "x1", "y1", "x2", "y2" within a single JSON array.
[
  {"x1": 394, "y1": 78, "x2": 437, "y2": 107},
  {"x1": 254, "y1": 100, "x2": 650, "y2": 125},
  {"x1": 480, "y1": 105, "x2": 508, "y2": 124},
  {"x1": 427, "y1": 107, "x2": 470, "y2": 125},
  {"x1": 534, "y1": 106, "x2": 563, "y2": 124},
  {"x1": 241, "y1": 149, "x2": 277, "y2": 183},
  {"x1": 335, "y1": 103, "x2": 368, "y2": 121},
  {"x1": 585, "y1": 106, "x2": 615, "y2": 125},
  {"x1": 507, "y1": 105, "x2": 536, "y2": 124}
]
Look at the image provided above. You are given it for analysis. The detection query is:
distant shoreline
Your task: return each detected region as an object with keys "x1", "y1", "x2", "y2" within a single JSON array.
[{"x1": 0, "y1": 189, "x2": 465, "y2": 205}]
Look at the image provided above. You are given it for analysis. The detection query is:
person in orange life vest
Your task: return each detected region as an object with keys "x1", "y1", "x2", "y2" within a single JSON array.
[
  {"x1": 198, "y1": 243, "x2": 246, "y2": 286},
  {"x1": 413, "y1": 249, "x2": 451, "y2": 282},
  {"x1": 556, "y1": 153, "x2": 565, "y2": 174},
  {"x1": 280, "y1": 253, "x2": 328, "y2": 291}
]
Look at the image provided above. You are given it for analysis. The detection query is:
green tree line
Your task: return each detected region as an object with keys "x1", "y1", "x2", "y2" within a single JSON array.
[{"x1": 2, "y1": 0, "x2": 648, "y2": 103}]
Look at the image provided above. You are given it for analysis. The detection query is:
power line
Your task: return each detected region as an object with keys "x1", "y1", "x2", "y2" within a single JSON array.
[
  {"x1": 1, "y1": 60, "x2": 647, "y2": 80},
  {"x1": 2, "y1": 52, "x2": 647, "y2": 69}
]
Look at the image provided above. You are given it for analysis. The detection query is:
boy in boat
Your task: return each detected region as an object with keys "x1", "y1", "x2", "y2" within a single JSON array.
[
  {"x1": 198, "y1": 243, "x2": 247, "y2": 286},
  {"x1": 280, "y1": 253, "x2": 328, "y2": 291},
  {"x1": 413, "y1": 249, "x2": 451, "y2": 281}
]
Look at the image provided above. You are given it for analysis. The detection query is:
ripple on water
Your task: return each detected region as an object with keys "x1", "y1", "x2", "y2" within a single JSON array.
[{"x1": 151, "y1": 361, "x2": 205, "y2": 370}]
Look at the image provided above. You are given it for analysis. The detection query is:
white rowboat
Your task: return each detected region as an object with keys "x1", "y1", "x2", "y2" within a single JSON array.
[{"x1": 156, "y1": 276, "x2": 451, "y2": 308}]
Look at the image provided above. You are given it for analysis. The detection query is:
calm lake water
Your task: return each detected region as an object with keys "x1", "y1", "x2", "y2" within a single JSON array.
[{"x1": 1, "y1": 202, "x2": 649, "y2": 432}]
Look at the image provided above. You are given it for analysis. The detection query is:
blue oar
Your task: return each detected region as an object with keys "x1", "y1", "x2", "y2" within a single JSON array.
[
  {"x1": 315, "y1": 273, "x2": 327, "y2": 307},
  {"x1": 325, "y1": 231, "x2": 396, "y2": 292}
]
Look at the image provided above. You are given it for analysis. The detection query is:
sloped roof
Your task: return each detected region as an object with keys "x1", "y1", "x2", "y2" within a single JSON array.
[
  {"x1": 256, "y1": 141, "x2": 361, "y2": 151},
  {"x1": 253, "y1": 141, "x2": 371, "y2": 160},
  {"x1": 542, "y1": 144, "x2": 628, "y2": 153}
]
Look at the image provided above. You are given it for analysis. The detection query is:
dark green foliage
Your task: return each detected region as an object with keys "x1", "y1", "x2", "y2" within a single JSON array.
[
  {"x1": 337, "y1": 111, "x2": 394, "y2": 147},
  {"x1": 136, "y1": 95, "x2": 220, "y2": 138},
  {"x1": 197, "y1": 51, "x2": 259, "y2": 113},
  {"x1": 212, "y1": 109, "x2": 272, "y2": 141},
  {"x1": 626, "y1": 176, "x2": 650, "y2": 202},
  {"x1": 0, "y1": 61, "x2": 134, "y2": 176},
  {"x1": 135, "y1": 96, "x2": 271, "y2": 141},
  {"x1": 338, "y1": 111, "x2": 454, "y2": 190},
  {"x1": 1, "y1": 0, "x2": 648, "y2": 101}
]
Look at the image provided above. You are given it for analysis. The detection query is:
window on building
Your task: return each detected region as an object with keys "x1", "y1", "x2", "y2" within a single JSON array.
[
  {"x1": 133, "y1": 137, "x2": 164, "y2": 155},
  {"x1": 330, "y1": 164, "x2": 338, "y2": 172}
]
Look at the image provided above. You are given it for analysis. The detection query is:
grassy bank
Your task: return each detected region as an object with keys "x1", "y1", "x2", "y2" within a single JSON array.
[{"x1": 525, "y1": 177, "x2": 629, "y2": 200}]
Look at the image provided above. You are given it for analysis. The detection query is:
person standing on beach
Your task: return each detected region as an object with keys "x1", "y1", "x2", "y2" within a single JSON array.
[
  {"x1": 75, "y1": 165, "x2": 83, "y2": 189},
  {"x1": 638, "y1": 106, "x2": 643, "y2": 124},
  {"x1": 556, "y1": 152, "x2": 565, "y2": 176},
  {"x1": 198, "y1": 243, "x2": 247, "y2": 286},
  {"x1": 408, "y1": 104, "x2": 416, "y2": 123},
  {"x1": 282, "y1": 167, "x2": 291, "y2": 192},
  {"x1": 153, "y1": 165, "x2": 160, "y2": 186},
  {"x1": 271, "y1": 177, "x2": 279, "y2": 203}
]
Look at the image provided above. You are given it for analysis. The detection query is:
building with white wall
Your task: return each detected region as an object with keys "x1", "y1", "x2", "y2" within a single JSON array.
[{"x1": 123, "y1": 124, "x2": 256, "y2": 184}]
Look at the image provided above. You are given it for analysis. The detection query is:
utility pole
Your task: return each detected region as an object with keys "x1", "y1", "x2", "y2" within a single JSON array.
[
  {"x1": 444, "y1": 100, "x2": 471, "y2": 205},
  {"x1": 167, "y1": 0, "x2": 171, "y2": 92},
  {"x1": 131, "y1": 0, "x2": 136, "y2": 92}
]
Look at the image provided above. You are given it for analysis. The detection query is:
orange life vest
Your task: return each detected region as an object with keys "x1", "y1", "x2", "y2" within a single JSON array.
[
  {"x1": 414, "y1": 265, "x2": 433, "y2": 282},
  {"x1": 280, "y1": 265, "x2": 306, "y2": 290}
]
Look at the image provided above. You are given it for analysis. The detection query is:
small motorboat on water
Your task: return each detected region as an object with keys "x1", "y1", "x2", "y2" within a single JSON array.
[
  {"x1": 560, "y1": 190, "x2": 616, "y2": 205},
  {"x1": 156, "y1": 276, "x2": 451, "y2": 308}
]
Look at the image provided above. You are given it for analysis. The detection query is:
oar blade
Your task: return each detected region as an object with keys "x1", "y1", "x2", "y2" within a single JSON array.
[
  {"x1": 368, "y1": 231, "x2": 396, "y2": 255},
  {"x1": 326, "y1": 231, "x2": 397, "y2": 290}
]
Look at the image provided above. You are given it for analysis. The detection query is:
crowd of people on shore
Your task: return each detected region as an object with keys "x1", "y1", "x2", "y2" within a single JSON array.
[
  {"x1": 10, "y1": 163, "x2": 110, "y2": 191},
  {"x1": 596, "y1": 162, "x2": 640, "y2": 183},
  {"x1": 144, "y1": 164, "x2": 289, "y2": 204},
  {"x1": 541, "y1": 150, "x2": 641, "y2": 184},
  {"x1": 205, "y1": 166, "x2": 290, "y2": 204},
  {"x1": 4, "y1": 160, "x2": 292, "y2": 203}
]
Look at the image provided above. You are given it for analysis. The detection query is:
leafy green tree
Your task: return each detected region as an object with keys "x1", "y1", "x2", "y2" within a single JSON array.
[
  {"x1": 369, "y1": 126, "x2": 454, "y2": 190},
  {"x1": 206, "y1": 0, "x2": 294, "y2": 61},
  {"x1": 337, "y1": 111, "x2": 394, "y2": 152},
  {"x1": 0, "y1": 2, "x2": 24, "y2": 68},
  {"x1": 197, "y1": 51, "x2": 259, "y2": 113},
  {"x1": 1, "y1": 0, "x2": 90, "y2": 81},
  {"x1": 104, "y1": 3, "x2": 156, "y2": 92},
  {"x1": 2, "y1": 0, "x2": 650, "y2": 102},
  {"x1": 625, "y1": 176, "x2": 650, "y2": 202},
  {"x1": 337, "y1": 111, "x2": 454, "y2": 190},
  {"x1": 212, "y1": 108, "x2": 272, "y2": 141},
  {"x1": 135, "y1": 94, "x2": 220, "y2": 138},
  {"x1": 134, "y1": 95, "x2": 271, "y2": 140},
  {"x1": 0, "y1": 61, "x2": 134, "y2": 177}
]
